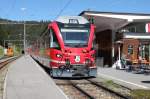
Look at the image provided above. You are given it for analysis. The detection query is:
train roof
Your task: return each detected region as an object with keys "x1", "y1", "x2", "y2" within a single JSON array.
[{"x1": 56, "y1": 16, "x2": 89, "y2": 24}]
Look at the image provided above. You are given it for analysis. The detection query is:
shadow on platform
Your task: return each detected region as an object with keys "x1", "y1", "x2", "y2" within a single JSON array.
[{"x1": 141, "y1": 81, "x2": 150, "y2": 83}]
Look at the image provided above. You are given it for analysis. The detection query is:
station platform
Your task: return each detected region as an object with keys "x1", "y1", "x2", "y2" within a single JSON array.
[
  {"x1": 3, "y1": 55, "x2": 68, "y2": 99},
  {"x1": 97, "y1": 67, "x2": 150, "y2": 89}
]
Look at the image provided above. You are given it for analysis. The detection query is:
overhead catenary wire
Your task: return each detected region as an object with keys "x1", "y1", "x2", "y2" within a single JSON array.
[
  {"x1": 4, "y1": 0, "x2": 17, "y2": 18},
  {"x1": 55, "y1": 0, "x2": 73, "y2": 19}
]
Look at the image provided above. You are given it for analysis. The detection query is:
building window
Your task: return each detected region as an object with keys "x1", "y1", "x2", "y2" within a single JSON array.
[
  {"x1": 128, "y1": 45, "x2": 133, "y2": 55},
  {"x1": 128, "y1": 27, "x2": 136, "y2": 32}
]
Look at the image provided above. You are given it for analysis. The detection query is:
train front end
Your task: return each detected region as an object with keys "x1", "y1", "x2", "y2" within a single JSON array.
[{"x1": 49, "y1": 16, "x2": 97, "y2": 77}]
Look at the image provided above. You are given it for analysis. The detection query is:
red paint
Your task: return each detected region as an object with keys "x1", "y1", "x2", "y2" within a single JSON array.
[{"x1": 31, "y1": 18, "x2": 96, "y2": 70}]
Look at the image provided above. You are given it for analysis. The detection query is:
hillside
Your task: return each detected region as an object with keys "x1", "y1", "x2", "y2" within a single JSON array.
[{"x1": 0, "y1": 18, "x2": 50, "y2": 47}]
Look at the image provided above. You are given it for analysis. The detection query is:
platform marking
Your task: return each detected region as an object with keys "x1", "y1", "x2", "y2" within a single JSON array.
[
  {"x1": 98, "y1": 73, "x2": 149, "y2": 89},
  {"x1": 3, "y1": 68, "x2": 8, "y2": 99},
  {"x1": 3, "y1": 56, "x2": 20, "y2": 99}
]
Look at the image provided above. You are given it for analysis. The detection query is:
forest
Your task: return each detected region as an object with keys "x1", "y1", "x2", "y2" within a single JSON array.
[{"x1": 0, "y1": 18, "x2": 50, "y2": 47}]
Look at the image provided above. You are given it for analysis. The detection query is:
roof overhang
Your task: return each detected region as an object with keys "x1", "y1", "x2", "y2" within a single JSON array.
[
  {"x1": 124, "y1": 32, "x2": 150, "y2": 39},
  {"x1": 80, "y1": 11, "x2": 150, "y2": 32}
]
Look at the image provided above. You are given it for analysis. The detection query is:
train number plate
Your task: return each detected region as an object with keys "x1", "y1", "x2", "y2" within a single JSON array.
[{"x1": 75, "y1": 56, "x2": 80, "y2": 62}]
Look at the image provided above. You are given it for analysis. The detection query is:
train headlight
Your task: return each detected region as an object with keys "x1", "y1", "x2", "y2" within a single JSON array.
[
  {"x1": 82, "y1": 49, "x2": 87, "y2": 53},
  {"x1": 56, "y1": 54, "x2": 62, "y2": 58}
]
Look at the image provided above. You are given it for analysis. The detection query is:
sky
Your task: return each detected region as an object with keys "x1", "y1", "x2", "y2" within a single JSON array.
[{"x1": 0, "y1": 0, "x2": 150, "y2": 21}]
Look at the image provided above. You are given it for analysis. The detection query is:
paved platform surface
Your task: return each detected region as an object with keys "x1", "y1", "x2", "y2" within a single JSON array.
[
  {"x1": 97, "y1": 67, "x2": 150, "y2": 89},
  {"x1": 4, "y1": 55, "x2": 68, "y2": 99}
]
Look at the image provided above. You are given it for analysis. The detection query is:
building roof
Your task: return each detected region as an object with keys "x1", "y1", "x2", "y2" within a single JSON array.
[
  {"x1": 80, "y1": 11, "x2": 150, "y2": 17},
  {"x1": 80, "y1": 11, "x2": 150, "y2": 32}
]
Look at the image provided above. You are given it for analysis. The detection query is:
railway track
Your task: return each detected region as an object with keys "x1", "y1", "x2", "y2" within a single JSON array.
[
  {"x1": 0, "y1": 56, "x2": 20, "y2": 99},
  {"x1": 35, "y1": 56, "x2": 132, "y2": 98},
  {"x1": 54, "y1": 78, "x2": 131, "y2": 99},
  {"x1": 0, "y1": 57, "x2": 17, "y2": 69}
]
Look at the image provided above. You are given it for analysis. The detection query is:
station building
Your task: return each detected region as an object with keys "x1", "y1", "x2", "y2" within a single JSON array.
[{"x1": 80, "y1": 11, "x2": 150, "y2": 67}]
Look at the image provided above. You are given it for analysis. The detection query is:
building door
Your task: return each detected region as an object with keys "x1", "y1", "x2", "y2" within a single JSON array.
[{"x1": 96, "y1": 29, "x2": 112, "y2": 67}]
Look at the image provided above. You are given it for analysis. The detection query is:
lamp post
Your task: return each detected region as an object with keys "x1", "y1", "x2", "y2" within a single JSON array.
[
  {"x1": 21, "y1": 8, "x2": 26, "y2": 54},
  {"x1": 23, "y1": 21, "x2": 26, "y2": 53},
  {"x1": 115, "y1": 40, "x2": 123, "y2": 69}
]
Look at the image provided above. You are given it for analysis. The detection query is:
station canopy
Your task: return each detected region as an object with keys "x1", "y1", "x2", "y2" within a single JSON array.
[{"x1": 80, "y1": 11, "x2": 150, "y2": 32}]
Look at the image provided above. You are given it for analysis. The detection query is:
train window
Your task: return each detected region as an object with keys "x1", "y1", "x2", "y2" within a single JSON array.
[
  {"x1": 50, "y1": 29, "x2": 60, "y2": 49},
  {"x1": 128, "y1": 45, "x2": 133, "y2": 55},
  {"x1": 44, "y1": 32, "x2": 50, "y2": 48},
  {"x1": 61, "y1": 28, "x2": 89, "y2": 47}
]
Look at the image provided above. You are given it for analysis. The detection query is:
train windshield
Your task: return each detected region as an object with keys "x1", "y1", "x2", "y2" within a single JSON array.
[{"x1": 61, "y1": 28, "x2": 89, "y2": 47}]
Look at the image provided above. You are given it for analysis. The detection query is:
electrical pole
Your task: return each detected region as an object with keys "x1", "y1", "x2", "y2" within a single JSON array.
[
  {"x1": 24, "y1": 21, "x2": 26, "y2": 53},
  {"x1": 21, "y1": 7, "x2": 26, "y2": 54}
]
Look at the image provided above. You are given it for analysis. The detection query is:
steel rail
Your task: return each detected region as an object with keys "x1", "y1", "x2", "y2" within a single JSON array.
[
  {"x1": 0, "y1": 56, "x2": 20, "y2": 69},
  {"x1": 114, "y1": 82, "x2": 132, "y2": 91},
  {"x1": 69, "y1": 80, "x2": 95, "y2": 99},
  {"x1": 87, "y1": 79, "x2": 130, "y2": 99}
]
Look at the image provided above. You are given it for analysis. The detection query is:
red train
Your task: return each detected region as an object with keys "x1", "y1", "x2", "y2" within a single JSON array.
[{"x1": 31, "y1": 16, "x2": 97, "y2": 77}]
